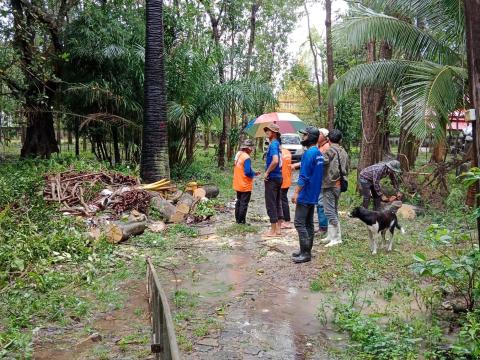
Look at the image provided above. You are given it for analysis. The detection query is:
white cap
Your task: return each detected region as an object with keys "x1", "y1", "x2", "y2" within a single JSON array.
[{"x1": 318, "y1": 128, "x2": 329, "y2": 137}]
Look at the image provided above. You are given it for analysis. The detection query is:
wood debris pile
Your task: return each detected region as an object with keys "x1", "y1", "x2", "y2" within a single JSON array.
[{"x1": 43, "y1": 171, "x2": 149, "y2": 217}]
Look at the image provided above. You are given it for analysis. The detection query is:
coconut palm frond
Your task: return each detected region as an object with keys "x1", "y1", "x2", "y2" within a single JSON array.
[
  {"x1": 335, "y1": 4, "x2": 461, "y2": 64},
  {"x1": 400, "y1": 61, "x2": 467, "y2": 141},
  {"x1": 328, "y1": 60, "x2": 412, "y2": 104}
]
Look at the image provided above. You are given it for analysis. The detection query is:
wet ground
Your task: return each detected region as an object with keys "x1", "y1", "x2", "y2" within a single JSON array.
[
  {"x1": 160, "y1": 177, "x2": 342, "y2": 359},
  {"x1": 33, "y1": 176, "x2": 429, "y2": 359}
]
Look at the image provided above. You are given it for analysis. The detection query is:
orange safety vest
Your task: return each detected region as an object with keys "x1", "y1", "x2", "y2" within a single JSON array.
[
  {"x1": 233, "y1": 151, "x2": 254, "y2": 192},
  {"x1": 281, "y1": 148, "x2": 292, "y2": 189}
]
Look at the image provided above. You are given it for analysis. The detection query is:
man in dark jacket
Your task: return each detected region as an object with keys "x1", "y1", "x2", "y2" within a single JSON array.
[
  {"x1": 359, "y1": 160, "x2": 402, "y2": 210},
  {"x1": 291, "y1": 126, "x2": 323, "y2": 264}
]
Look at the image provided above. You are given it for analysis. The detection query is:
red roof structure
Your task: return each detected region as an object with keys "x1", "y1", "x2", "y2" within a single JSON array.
[{"x1": 448, "y1": 109, "x2": 468, "y2": 131}]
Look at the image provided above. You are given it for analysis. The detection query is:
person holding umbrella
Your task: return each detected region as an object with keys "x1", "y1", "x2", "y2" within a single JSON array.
[
  {"x1": 263, "y1": 123, "x2": 283, "y2": 237},
  {"x1": 232, "y1": 139, "x2": 259, "y2": 224}
]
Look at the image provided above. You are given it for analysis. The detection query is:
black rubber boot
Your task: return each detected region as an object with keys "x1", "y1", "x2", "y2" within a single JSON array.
[
  {"x1": 292, "y1": 237, "x2": 311, "y2": 263},
  {"x1": 292, "y1": 236, "x2": 313, "y2": 257},
  {"x1": 293, "y1": 252, "x2": 311, "y2": 263}
]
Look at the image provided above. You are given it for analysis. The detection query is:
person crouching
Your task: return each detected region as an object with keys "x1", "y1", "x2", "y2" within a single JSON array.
[
  {"x1": 292, "y1": 127, "x2": 324, "y2": 264},
  {"x1": 233, "y1": 139, "x2": 259, "y2": 224}
]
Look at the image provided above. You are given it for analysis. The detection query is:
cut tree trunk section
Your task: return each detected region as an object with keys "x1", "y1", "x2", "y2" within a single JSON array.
[{"x1": 105, "y1": 221, "x2": 147, "y2": 243}]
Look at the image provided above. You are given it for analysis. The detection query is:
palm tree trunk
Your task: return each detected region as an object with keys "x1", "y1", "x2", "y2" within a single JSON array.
[
  {"x1": 325, "y1": 0, "x2": 334, "y2": 129},
  {"x1": 141, "y1": 0, "x2": 170, "y2": 182}
]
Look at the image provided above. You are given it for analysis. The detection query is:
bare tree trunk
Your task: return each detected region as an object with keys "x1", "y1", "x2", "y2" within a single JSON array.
[
  {"x1": 398, "y1": 129, "x2": 419, "y2": 171},
  {"x1": 240, "y1": 1, "x2": 260, "y2": 137},
  {"x1": 112, "y1": 125, "x2": 121, "y2": 165},
  {"x1": 57, "y1": 115, "x2": 62, "y2": 153},
  {"x1": 358, "y1": 41, "x2": 385, "y2": 179},
  {"x1": 325, "y1": 0, "x2": 335, "y2": 129},
  {"x1": 74, "y1": 120, "x2": 80, "y2": 157},
  {"x1": 204, "y1": 126, "x2": 210, "y2": 150},
  {"x1": 204, "y1": 7, "x2": 228, "y2": 169},
  {"x1": 245, "y1": 1, "x2": 259, "y2": 78},
  {"x1": 464, "y1": 0, "x2": 480, "y2": 242},
  {"x1": 305, "y1": 2, "x2": 322, "y2": 122}
]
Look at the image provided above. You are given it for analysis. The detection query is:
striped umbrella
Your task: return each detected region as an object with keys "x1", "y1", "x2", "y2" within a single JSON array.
[{"x1": 244, "y1": 112, "x2": 306, "y2": 138}]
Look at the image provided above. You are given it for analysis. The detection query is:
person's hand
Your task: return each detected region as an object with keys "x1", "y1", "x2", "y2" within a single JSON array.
[
  {"x1": 290, "y1": 164, "x2": 296, "y2": 170},
  {"x1": 381, "y1": 195, "x2": 389, "y2": 202},
  {"x1": 292, "y1": 192, "x2": 298, "y2": 204},
  {"x1": 263, "y1": 173, "x2": 269, "y2": 181}
]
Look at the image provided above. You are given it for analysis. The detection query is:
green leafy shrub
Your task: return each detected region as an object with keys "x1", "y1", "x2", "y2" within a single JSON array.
[
  {"x1": 412, "y1": 224, "x2": 480, "y2": 311},
  {"x1": 333, "y1": 304, "x2": 418, "y2": 359},
  {"x1": 452, "y1": 309, "x2": 480, "y2": 359}
]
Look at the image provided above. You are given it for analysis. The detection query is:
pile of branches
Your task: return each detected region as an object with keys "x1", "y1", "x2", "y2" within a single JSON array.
[
  {"x1": 402, "y1": 159, "x2": 467, "y2": 207},
  {"x1": 43, "y1": 170, "x2": 150, "y2": 217}
]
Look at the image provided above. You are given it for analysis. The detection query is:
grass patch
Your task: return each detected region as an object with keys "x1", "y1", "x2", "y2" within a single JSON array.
[{"x1": 217, "y1": 223, "x2": 259, "y2": 236}]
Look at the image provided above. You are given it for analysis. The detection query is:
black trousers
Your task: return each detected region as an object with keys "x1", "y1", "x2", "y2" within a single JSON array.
[
  {"x1": 235, "y1": 191, "x2": 251, "y2": 224},
  {"x1": 279, "y1": 188, "x2": 291, "y2": 222},
  {"x1": 360, "y1": 179, "x2": 381, "y2": 210},
  {"x1": 264, "y1": 177, "x2": 283, "y2": 223},
  {"x1": 294, "y1": 203, "x2": 315, "y2": 250}
]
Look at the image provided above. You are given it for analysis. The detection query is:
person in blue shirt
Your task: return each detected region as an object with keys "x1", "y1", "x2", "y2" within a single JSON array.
[
  {"x1": 291, "y1": 126, "x2": 323, "y2": 263},
  {"x1": 263, "y1": 123, "x2": 283, "y2": 237}
]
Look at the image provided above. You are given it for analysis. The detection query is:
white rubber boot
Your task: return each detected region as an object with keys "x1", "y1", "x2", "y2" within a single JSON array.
[
  {"x1": 325, "y1": 223, "x2": 342, "y2": 247},
  {"x1": 319, "y1": 224, "x2": 333, "y2": 244}
]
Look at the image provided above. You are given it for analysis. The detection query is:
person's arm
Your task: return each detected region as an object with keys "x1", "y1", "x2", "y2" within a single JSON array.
[
  {"x1": 243, "y1": 159, "x2": 255, "y2": 178},
  {"x1": 293, "y1": 151, "x2": 312, "y2": 203},
  {"x1": 389, "y1": 172, "x2": 399, "y2": 191},
  {"x1": 264, "y1": 141, "x2": 279, "y2": 179},
  {"x1": 323, "y1": 148, "x2": 333, "y2": 166}
]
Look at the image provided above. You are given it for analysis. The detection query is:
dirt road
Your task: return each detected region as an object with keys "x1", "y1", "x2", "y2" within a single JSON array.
[{"x1": 163, "y1": 178, "x2": 344, "y2": 359}]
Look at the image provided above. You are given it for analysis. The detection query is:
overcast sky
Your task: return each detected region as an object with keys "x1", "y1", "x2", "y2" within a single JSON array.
[{"x1": 288, "y1": 1, "x2": 348, "y2": 59}]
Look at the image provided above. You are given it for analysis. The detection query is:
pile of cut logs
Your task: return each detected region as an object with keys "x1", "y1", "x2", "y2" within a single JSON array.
[
  {"x1": 43, "y1": 171, "x2": 220, "y2": 243},
  {"x1": 149, "y1": 183, "x2": 219, "y2": 224}
]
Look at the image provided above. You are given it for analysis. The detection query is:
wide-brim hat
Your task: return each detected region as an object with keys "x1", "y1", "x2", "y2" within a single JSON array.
[
  {"x1": 263, "y1": 123, "x2": 280, "y2": 133},
  {"x1": 386, "y1": 160, "x2": 402, "y2": 173},
  {"x1": 240, "y1": 139, "x2": 255, "y2": 150}
]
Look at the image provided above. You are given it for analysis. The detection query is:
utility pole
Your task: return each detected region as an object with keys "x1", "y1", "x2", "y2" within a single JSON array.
[{"x1": 464, "y1": 0, "x2": 480, "y2": 246}]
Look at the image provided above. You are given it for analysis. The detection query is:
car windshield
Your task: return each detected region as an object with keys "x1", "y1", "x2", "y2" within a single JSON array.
[{"x1": 281, "y1": 135, "x2": 300, "y2": 145}]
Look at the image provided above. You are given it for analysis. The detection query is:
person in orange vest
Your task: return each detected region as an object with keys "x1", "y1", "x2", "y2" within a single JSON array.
[
  {"x1": 279, "y1": 146, "x2": 293, "y2": 229},
  {"x1": 233, "y1": 139, "x2": 259, "y2": 224},
  {"x1": 316, "y1": 128, "x2": 330, "y2": 234}
]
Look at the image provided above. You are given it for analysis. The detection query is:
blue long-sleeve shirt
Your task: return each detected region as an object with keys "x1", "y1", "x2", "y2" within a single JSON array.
[
  {"x1": 297, "y1": 146, "x2": 324, "y2": 205},
  {"x1": 244, "y1": 159, "x2": 255, "y2": 178}
]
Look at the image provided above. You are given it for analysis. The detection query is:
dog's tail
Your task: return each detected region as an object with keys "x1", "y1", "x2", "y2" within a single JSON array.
[{"x1": 396, "y1": 223, "x2": 406, "y2": 234}]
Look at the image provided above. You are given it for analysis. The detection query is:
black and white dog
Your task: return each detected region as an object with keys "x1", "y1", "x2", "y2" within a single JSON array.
[{"x1": 349, "y1": 206, "x2": 405, "y2": 254}]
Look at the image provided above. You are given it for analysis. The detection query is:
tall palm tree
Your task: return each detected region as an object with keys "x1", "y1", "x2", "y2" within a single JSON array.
[
  {"x1": 329, "y1": 1, "x2": 467, "y2": 161},
  {"x1": 141, "y1": 0, "x2": 170, "y2": 182}
]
